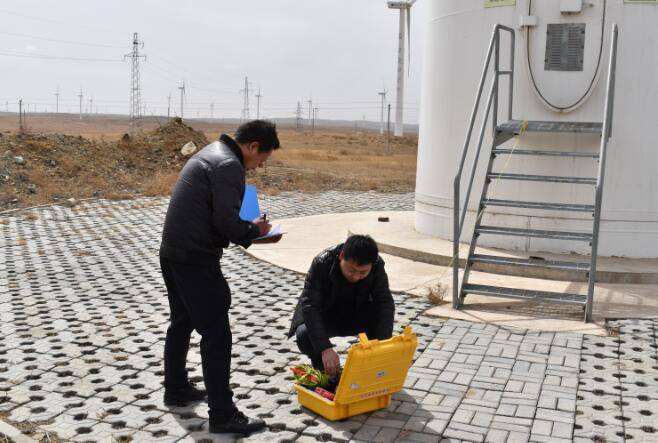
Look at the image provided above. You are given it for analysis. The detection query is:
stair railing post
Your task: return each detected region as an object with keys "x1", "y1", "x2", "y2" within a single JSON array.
[
  {"x1": 508, "y1": 28, "x2": 515, "y2": 121},
  {"x1": 453, "y1": 182, "x2": 460, "y2": 308},
  {"x1": 586, "y1": 24, "x2": 618, "y2": 322},
  {"x1": 452, "y1": 25, "x2": 499, "y2": 310},
  {"x1": 493, "y1": 28, "x2": 500, "y2": 133},
  {"x1": 460, "y1": 79, "x2": 497, "y2": 232},
  {"x1": 453, "y1": 24, "x2": 516, "y2": 311}
]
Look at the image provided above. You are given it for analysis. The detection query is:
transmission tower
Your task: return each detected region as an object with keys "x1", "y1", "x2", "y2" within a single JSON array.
[
  {"x1": 53, "y1": 86, "x2": 60, "y2": 114},
  {"x1": 124, "y1": 32, "x2": 146, "y2": 134},
  {"x1": 178, "y1": 82, "x2": 186, "y2": 118},
  {"x1": 295, "y1": 101, "x2": 302, "y2": 131},
  {"x1": 255, "y1": 87, "x2": 262, "y2": 119},
  {"x1": 306, "y1": 96, "x2": 312, "y2": 124},
  {"x1": 378, "y1": 87, "x2": 387, "y2": 135},
  {"x1": 167, "y1": 93, "x2": 171, "y2": 118},
  {"x1": 78, "y1": 89, "x2": 83, "y2": 120},
  {"x1": 18, "y1": 99, "x2": 24, "y2": 133},
  {"x1": 240, "y1": 76, "x2": 251, "y2": 122}
]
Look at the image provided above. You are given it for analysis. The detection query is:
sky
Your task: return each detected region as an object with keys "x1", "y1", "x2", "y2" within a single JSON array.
[{"x1": 0, "y1": 1, "x2": 425, "y2": 123}]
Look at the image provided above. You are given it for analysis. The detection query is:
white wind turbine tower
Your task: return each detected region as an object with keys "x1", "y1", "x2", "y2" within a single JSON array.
[{"x1": 387, "y1": 0, "x2": 417, "y2": 137}]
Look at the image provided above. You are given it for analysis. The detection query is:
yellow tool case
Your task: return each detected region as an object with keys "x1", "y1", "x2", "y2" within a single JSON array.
[{"x1": 294, "y1": 326, "x2": 418, "y2": 421}]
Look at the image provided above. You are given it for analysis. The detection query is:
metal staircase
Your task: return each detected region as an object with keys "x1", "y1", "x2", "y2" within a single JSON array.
[{"x1": 452, "y1": 24, "x2": 619, "y2": 322}]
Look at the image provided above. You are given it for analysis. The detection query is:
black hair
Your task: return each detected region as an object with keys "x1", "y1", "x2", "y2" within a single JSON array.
[
  {"x1": 342, "y1": 235, "x2": 379, "y2": 265},
  {"x1": 235, "y1": 119, "x2": 280, "y2": 153}
]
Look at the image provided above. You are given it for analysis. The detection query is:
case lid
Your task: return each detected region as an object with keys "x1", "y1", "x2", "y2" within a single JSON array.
[{"x1": 333, "y1": 326, "x2": 417, "y2": 405}]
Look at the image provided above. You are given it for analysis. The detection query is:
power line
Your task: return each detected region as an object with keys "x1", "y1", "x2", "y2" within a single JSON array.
[
  {"x1": 0, "y1": 30, "x2": 124, "y2": 48},
  {"x1": 148, "y1": 53, "x2": 236, "y2": 93},
  {"x1": 0, "y1": 50, "x2": 121, "y2": 62},
  {"x1": 143, "y1": 60, "x2": 237, "y2": 96},
  {"x1": 0, "y1": 8, "x2": 115, "y2": 33}
]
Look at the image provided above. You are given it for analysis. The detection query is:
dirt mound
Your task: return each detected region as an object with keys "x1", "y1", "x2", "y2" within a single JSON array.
[
  {"x1": 0, "y1": 122, "x2": 418, "y2": 212},
  {"x1": 120, "y1": 117, "x2": 209, "y2": 153},
  {"x1": 0, "y1": 130, "x2": 187, "y2": 211}
]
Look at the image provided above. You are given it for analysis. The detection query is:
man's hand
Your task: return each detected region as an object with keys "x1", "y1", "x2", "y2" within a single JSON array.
[
  {"x1": 252, "y1": 234, "x2": 283, "y2": 244},
  {"x1": 321, "y1": 348, "x2": 340, "y2": 376},
  {"x1": 252, "y1": 216, "x2": 271, "y2": 237}
]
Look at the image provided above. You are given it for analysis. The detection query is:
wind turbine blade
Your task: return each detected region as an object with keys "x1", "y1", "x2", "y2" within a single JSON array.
[{"x1": 408, "y1": 0, "x2": 418, "y2": 5}]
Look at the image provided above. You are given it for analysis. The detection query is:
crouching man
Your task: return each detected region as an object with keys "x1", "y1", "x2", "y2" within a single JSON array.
[{"x1": 287, "y1": 235, "x2": 395, "y2": 376}]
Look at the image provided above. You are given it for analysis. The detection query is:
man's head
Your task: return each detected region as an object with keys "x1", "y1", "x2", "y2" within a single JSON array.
[
  {"x1": 235, "y1": 119, "x2": 280, "y2": 170},
  {"x1": 338, "y1": 235, "x2": 379, "y2": 284}
]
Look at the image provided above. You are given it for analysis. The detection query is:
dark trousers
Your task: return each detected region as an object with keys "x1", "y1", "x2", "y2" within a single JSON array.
[
  {"x1": 294, "y1": 323, "x2": 377, "y2": 371},
  {"x1": 160, "y1": 256, "x2": 234, "y2": 416}
]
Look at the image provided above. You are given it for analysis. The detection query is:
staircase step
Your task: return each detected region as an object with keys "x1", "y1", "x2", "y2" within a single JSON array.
[
  {"x1": 497, "y1": 120, "x2": 603, "y2": 135},
  {"x1": 483, "y1": 199, "x2": 595, "y2": 212},
  {"x1": 477, "y1": 225, "x2": 593, "y2": 242},
  {"x1": 462, "y1": 284, "x2": 587, "y2": 305},
  {"x1": 488, "y1": 173, "x2": 597, "y2": 185},
  {"x1": 471, "y1": 254, "x2": 591, "y2": 272},
  {"x1": 492, "y1": 148, "x2": 599, "y2": 158}
]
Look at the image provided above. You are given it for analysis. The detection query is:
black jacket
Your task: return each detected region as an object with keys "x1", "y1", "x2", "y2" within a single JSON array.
[
  {"x1": 159, "y1": 134, "x2": 261, "y2": 266},
  {"x1": 288, "y1": 244, "x2": 395, "y2": 353}
]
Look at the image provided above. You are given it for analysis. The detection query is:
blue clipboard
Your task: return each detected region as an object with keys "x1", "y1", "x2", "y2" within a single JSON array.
[{"x1": 240, "y1": 184, "x2": 260, "y2": 222}]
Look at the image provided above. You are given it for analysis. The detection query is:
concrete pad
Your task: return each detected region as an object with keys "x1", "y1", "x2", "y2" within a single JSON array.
[
  {"x1": 247, "y1": 211, "x2": 658, "y2": 335},
  {"x1": 347, "y1": 211, "x2": 658, "y2": 284},
  {"x1": 246, "y1": 211, "x2": 439, "y2": 292},
  {"x1": 409, "y1": 267, "x2": 658, "y2": 335}
]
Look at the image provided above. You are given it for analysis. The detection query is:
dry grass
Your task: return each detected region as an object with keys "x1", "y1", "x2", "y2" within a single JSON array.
[
  {"x1": 249, "y1": 129, "x2": 417, "y2": 194},
  {"x1": 427, "y1": 283, "x2": 448, "y2": 306},
  {"x1": 105, "y1": 192, "x2": 135, "y2": 201},
  {"x1": 607, "y1": 325, "x2": 620, "y2": 337},
  {"x1": 0, "y1": 413, "x2": 61, "y2": 443},
  {"x1": 142, "y1": 170, "x2": 179, "y2": 196},
  {"x1": 0, "y1": 115, "x2": 417, "y2": 210}
]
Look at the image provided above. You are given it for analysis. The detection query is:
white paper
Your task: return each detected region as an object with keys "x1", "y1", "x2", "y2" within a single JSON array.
[{"x1": 255, "y1": 224, "x2": 282, "y2": 240}]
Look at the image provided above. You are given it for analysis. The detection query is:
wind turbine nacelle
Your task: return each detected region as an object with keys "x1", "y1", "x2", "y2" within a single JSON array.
[{"x1": 387, "y1": 1, "x2": 409, "y2": 10}]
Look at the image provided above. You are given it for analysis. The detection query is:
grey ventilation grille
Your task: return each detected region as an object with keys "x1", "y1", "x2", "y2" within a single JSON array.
[{"x1": 544, "y1": 23, "x2": 586, "y2": 71}]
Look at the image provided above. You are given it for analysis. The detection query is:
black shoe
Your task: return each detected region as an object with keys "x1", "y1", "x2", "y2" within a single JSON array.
[
  {"x1": 163, "y1": 382, "x2": 206, "y2": 406},
  {"x1": 209, "y1": 410, "x2": 266, "y2": 435}
]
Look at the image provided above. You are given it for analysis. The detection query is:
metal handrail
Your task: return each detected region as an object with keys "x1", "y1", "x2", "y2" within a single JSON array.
[
  {"x1": 452, "y1": 24, "x2": 515, "y2": 308},
  {"x1": 585, "y1": 23, "x2": 618, "y2": 322}
]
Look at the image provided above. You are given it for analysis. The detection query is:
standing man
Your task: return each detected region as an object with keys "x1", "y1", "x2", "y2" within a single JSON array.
[
  {"x1": 159, "y1": 120, "x2": 281, "y2": 435},
  {"x1": 288, "y1": 235, "x2": 395, "y2": 376}
]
